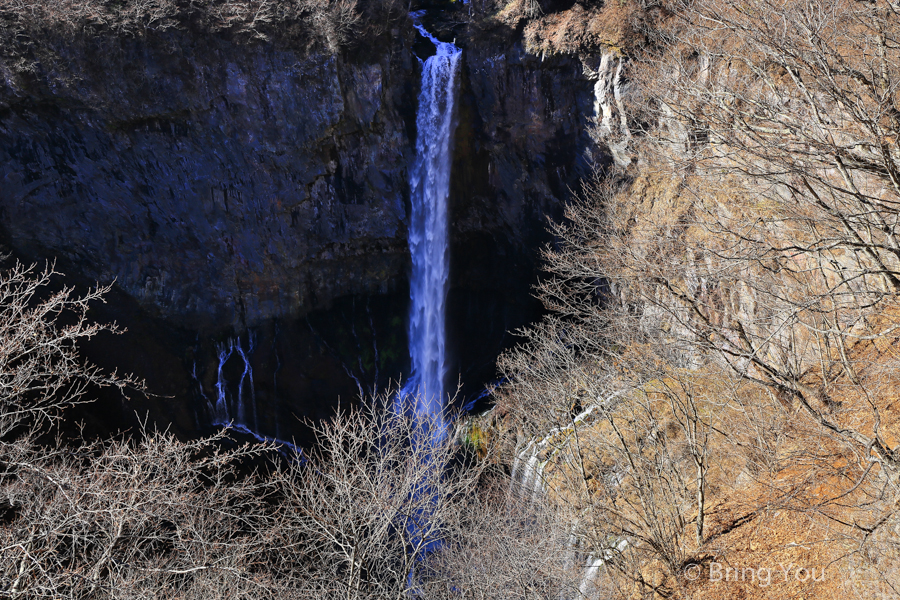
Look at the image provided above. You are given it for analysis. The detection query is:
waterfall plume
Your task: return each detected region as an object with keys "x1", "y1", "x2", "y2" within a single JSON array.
[{"x1": 399, "y1": 14, "x2": 462, "y2": 431}]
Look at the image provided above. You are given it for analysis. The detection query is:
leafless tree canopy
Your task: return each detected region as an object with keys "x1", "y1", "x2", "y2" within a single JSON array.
[
  {"x1": 0, "y1": 0, "x2": 401, "y2": 50},
  {"x1": 2, "y1": 427, "x2": 278, "y2": 599},
  {"x1": 0, "y1": 262, "x2": 140, "y2": 440},
  {"x1": 0, "y1": 263, "x2": 575, "y2": 598},
  {"x1": 495, "y1": 0, "x2": 900, "y2": 597}
]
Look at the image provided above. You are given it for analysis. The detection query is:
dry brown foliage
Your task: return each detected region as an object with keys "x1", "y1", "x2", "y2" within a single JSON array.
[
  {"x1": 496, "y1": 0, "x2": 900, "y2": 597},
  {"x1": 522, "y1": 2, "x2": 637, "y2": 56},
  {"x1": 0, "y1": 0, "x2": 372, "y2": 50}
]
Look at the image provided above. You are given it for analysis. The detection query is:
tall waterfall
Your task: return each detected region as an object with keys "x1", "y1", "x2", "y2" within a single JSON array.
[{"x1": 400, "y1": 15, "x2": 462, "y2": 429}]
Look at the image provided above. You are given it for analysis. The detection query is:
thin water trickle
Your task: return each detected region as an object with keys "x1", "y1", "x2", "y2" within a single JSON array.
[
  {"x1": 214, "y1": 339, "x2": 234, "y2": 422},
  {"x1": 212, "y1": 334, "x2": 258, "y2": 432},
  {"x1": 210, "y1": 332, "x2": 298, "y2": 454}
]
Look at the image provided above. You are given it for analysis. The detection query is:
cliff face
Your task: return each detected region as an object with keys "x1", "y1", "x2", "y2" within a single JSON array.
[
  {"x1": 0, "y1": 29, "x2": 418, "y2": 331},
  {"x1": 0, "y1": 19, "x2": 595, "y2": 435},
  {"x1": 447, "y1": 27, "x2": 594, "y2": 390}
]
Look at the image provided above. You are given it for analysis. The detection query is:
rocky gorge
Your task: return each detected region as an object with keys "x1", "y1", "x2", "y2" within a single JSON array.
[{"x1": 0, "y1": 4, "x2": 599, "y2": 440}]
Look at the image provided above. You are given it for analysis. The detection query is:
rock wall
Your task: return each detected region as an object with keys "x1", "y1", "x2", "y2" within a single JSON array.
[
  {"x1": 0, "y1": 18, "x2": 596, "y2": 435},
  {"x1": 0, "y1": 29, "x2": 417, "y2": 331},
  {"x1": 448, "y1": 24, "x2": 594, "y2": 396}
]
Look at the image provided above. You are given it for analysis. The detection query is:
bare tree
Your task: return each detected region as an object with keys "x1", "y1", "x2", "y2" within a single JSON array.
[
  {"x1": 0, "y1": 262, "x2": 280, "y2": 599},
  {"x1": 0, "y1": 0, "x2": 366, "y2": 48},
  {"x1": 1, "y1": 427, "x2": 278, "y2": 599},
  {"x1": 495, "y1": 2, "x2": 900, "y2": 595},
  {"x1": 268, "y1": 401, "x2": 486, "y2": 600},
  {"x1": 0, "y1": 261, "x2": 140, "y2": 440},
  {"x1": 0, "y1": 262, "x2": 550, "y2": 599},
  {"x1": 421, "y1": 479, "x2": 578, "y2": 600},
  {"x1": 623, "y1": 0, "x2": 900, "y2": 477}
]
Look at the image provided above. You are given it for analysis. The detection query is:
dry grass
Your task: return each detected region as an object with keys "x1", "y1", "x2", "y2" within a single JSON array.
[{"x1": 522, "y1": 2, "x2": 635, "y2": 56}]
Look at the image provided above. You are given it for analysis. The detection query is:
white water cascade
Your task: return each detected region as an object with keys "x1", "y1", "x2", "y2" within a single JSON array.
[
  {"x1": 212, "y1": 332, "x2": 258, "y2": 431},
  {"x1": 209, "y1": 331, "x2": 300, "y2": 453},
  {"x1": 398, "y1": 14, "x2": 462, "y2": 432},
  {"x1": 391, "y1": 18, "x2": 462, "y2": 588}
]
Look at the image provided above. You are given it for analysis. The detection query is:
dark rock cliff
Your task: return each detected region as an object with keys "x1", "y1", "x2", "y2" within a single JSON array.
[
  {"x1": 0, "y1": 16, "x2": 594, "y2": 438},
  {"x1": 448, "y1": 23, "x2": 594, "y2": 401},
  {"x1": 0, "y1": 29, "x2": 417, "y2": 331}
]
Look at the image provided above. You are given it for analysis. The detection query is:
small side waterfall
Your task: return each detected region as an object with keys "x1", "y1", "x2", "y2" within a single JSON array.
[
  {"x1": 399, "y1": 14, "x2": 462, "y2": 431},
  {"x1": 212, "y1": 332, "x2": 259, "y2": 432},
  {"x1": 508, "y1": 397, "x2": 629, "y2": 599},
  {"x1": 214, "y1": 339, "x2": 235, "y2": 422},
  {"x1": 236, "y1": 332, "x2": 257, "y2": 426},
  {"x1": 208, "y1": 331, "x2": 299, "y2": 453}
]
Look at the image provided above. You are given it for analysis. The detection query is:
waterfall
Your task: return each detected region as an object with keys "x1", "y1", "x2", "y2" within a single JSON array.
[
  {"x1": 399, "y1": 13, "x2": 462, "y2": 431},
  {"x1": 214, "y1": 339, "x2": 235, "y2": 422},
  {"x1": 510, "y1": 440, "x2": 533, "y2": 487},
  {"x1": 209, "y1": 331, "x2": 299, "y2": 455},
  {"x1": 577, "y1": 555, "x2": 607, "y2": 599},
  {"x1": 391, "y1": 16, "x2": 461, "y2": 585},
  {"x1": 212, "y1": 333, "x2": 258, "y2": 432},
  {"x1": 236, "y1": 330, "x2": 257, "y2": 430},
  {"x1": 575, "y1": 539, "x2": 629, "y2": 599}
]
